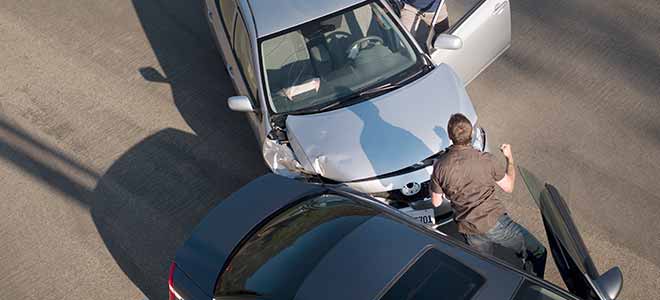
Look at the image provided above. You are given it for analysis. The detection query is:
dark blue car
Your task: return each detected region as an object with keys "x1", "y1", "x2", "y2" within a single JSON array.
[{"x1": 168, "y1": 167, "x2": 623, "y2": 300}]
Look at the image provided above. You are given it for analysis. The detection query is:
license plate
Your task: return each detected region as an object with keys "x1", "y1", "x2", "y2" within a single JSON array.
[{"x1": 399, "y1": 207, "x2": 435, "y2": 225}]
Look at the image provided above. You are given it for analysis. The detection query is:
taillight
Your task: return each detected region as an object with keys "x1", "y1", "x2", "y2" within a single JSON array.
[{"x1": 168, "y1": 262, "x2": 183, "y2": 300}]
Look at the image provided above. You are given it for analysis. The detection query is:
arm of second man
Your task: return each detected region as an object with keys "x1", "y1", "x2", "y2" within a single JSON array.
[{"x1": 496, "y1": 144, "x2": 516, "y2": 193}]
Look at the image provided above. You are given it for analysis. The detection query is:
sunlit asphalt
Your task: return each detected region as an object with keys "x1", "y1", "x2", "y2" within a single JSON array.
[{"x1": 0, "y1": 0, "x2": 658, "y2": 299}]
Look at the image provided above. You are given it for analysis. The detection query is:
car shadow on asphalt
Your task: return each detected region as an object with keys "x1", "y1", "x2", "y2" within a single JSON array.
[
  {"x1": 0, "y1": 117, "x2": 264, "y2": 300},
  {"x1": 104, "y1": 0, "x2": 270, "y2": 298},
  {"x1": 91, "y1": 127, "x2": 265, "y2": 299},
  {"x1": 96, "y1": 0, "x2": 268, "y2": 298}
]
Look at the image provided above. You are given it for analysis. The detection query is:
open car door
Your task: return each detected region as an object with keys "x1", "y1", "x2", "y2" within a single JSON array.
[
  {"x1": 428, "y1": 0, "x2": 511, "y2": 85},
  {"x1": 519, "y1": 167, "x2": 624, "y2": 300}
]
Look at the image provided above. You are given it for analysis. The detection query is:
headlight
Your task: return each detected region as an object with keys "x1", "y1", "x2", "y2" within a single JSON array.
[
  {"x1": 472, "y1": 126, "x2": 487, "y2": 152},
  {"x1": 262, "y1": 139, "x2": 306, "y2": 178}
]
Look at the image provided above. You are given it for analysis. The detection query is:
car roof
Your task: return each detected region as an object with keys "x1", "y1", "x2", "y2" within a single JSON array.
[
  {"x1": 291, "y1": 213, "x2": 522, "y2": 300},
  {"x1": 246, "y1": 0, "x2": 369, "y2": 37},
  {"x1": 175, "y1": 173, "x2": 524, "y2": 299}
]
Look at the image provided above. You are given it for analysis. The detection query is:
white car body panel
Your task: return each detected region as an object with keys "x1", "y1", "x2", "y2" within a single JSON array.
[{"x1": 286, "y1": 64, "x2": 477, "y2": 183}]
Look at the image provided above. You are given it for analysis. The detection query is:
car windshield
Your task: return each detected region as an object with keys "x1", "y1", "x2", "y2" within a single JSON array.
[{"x1": 260, "y1": 2, "x2": 423, "y2": 114}]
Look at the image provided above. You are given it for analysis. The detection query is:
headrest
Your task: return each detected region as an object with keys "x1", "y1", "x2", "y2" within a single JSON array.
[{"x1": 320, "y1": 15, "x2": 343, "y2": 29}]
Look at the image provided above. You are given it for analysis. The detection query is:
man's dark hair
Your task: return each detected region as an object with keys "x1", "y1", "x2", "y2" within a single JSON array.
[{"x1": 448, "y1": 113, "x2": 473, "y2": 145}]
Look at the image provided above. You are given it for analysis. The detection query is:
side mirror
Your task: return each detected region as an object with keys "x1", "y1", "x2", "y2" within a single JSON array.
[
  {"x1": 227, "y1": 96, "x2": 254, "y2": 112},
  {"x1": 433, "y1": 34, "x2": 463, "y2": 50},
  {"x1": 595, "y1": 267, "x2": 623, "y2": 299}
]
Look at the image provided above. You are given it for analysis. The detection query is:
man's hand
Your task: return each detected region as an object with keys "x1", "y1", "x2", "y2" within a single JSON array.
[
  {"x1": 500, "y1": 144, "x2": 513, "y2": 161},
  {"x1": 432, "y1": 192, "x2": 444, "y2": 208},
  {"x1": 496, "y1": 143, "x2": 516, "y2": 193}
]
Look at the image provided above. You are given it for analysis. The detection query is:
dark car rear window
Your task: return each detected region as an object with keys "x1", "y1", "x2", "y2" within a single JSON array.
[
  {"x1": 380, "y1": 248, "x2": 485, "y2": 300},
  {"x1": 215, "y1": 194, "x2": 378, "y2": 299}
]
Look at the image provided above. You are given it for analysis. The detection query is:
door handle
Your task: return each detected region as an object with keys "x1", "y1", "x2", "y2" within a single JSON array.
[{"x1": 493, "y1": 1, "x2": 508, "y2": 15}]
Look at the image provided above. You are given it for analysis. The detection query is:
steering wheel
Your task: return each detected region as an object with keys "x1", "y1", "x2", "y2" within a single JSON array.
[
  {"x1": 347, "y1": 36, "x2": 384, "y2": 60},
  {"x1": 326, "y1": 31, "x2": 351, "y2": 42}
]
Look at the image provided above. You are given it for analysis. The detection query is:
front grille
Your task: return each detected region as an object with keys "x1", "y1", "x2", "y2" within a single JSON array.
[
  {"x1": 347, "y1": 150, "x2": 445, "y2": 183},
  {"x1": 372, "y1": 180, "x2": 431, "y2": 206}
]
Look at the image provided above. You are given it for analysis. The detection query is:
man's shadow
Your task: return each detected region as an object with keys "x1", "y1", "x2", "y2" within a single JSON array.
[
  {"x1": 91, "y1": 1, "x2": 267, "y2": 299},
  {"x1": 349, "y1": 100, "x2": 436, "y2": 176}
]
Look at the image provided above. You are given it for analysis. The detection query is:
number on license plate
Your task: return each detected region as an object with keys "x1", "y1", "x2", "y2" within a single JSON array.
[{"x1": 399, "y1": 208, "x2": 435, "y2": 225}]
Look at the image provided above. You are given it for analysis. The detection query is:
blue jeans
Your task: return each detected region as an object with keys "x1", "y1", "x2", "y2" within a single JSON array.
[{"x1": 464, "y1": 214, "x2": 547, "y2": 278}]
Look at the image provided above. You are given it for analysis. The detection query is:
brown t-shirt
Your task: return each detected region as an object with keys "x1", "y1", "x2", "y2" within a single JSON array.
[{"x1": 430, "y1": 145, "x2": 506, "y2": 235}]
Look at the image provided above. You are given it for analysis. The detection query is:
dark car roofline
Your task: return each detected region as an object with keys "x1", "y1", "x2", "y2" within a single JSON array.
[{"x1": 176, "y1": 176, "x2": 570, "y2": 299}]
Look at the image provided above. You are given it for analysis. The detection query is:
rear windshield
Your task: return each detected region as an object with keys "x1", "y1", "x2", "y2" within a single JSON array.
[
  {"x1": 215, "y1": 194, "x2": 378, "y2": 298},
  {"x1": 380, "y1": 248, "x2": 485, "y2": 300}
]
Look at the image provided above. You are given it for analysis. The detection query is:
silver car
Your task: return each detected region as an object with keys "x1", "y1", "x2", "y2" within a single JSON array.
[{"x1": 202, "y1": 0, "x2": 510, "y2": 205}]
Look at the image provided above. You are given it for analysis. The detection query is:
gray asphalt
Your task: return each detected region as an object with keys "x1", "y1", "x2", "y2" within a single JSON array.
[{"x1": 0, "y1": 0, "x2": 657, "y2": 299}]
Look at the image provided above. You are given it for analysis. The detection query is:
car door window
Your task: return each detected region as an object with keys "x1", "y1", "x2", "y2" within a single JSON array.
[
  {"x1": 218, "y1": 0, "x2": 237, "y2": 43},
  {"x1": 429, "y1": 0, "x2": 510, "y2": 84},
  {"x1": 380, "y1": 248, "x2": 485, "y2": 300},
  {"x1": 233, "y1": 14, "x2": 259, "y2": 102},
  {"x1": 444, "y1": 0, "x2": 485, "y2": 31},
  {"x1": 519, "y1": 167, "x2": 622, "y2": 300},
  {"x1": 215, "y1": 194, "x2": 378, "y2": 299}
]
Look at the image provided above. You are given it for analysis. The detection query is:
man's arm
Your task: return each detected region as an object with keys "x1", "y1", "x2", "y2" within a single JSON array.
[
  {"x1": 496, "y1": 144, "x2": 516, "y2": 193},
  {"x1": 430, "y1": 163, "x2": 445, "y2": 207}
]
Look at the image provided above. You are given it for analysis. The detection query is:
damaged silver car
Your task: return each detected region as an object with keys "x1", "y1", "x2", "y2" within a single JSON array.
[{"x1": 204, "y1": 0, "x2": 510, "y2": 218}]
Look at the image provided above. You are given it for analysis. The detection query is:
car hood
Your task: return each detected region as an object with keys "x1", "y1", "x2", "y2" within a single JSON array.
[{"x1": 286, "y1": 64, "x2": 477, "y2": 182}]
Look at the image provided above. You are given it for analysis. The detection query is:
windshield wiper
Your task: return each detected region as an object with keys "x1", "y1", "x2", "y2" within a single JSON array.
[
  {"x1": 287, "y1": 65, "x2": 433, "y2": 115},
  {"x1": 359, "y1": 82, "x2": 399, "y2": 96},
  {"x1": 313, "y1": 99, "x2": 345, "y2": 112},
  {"x1": 359, "y1": 64, "x2": 433, "y2": 97},
  {"x1": 288, "y1": 99, "x2": 345, "y2": 115}
]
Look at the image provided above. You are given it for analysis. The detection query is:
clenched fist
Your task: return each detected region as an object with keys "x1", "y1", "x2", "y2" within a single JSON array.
[{"x1": 500, "y1": 144, "x2": 513, "y2": 160}]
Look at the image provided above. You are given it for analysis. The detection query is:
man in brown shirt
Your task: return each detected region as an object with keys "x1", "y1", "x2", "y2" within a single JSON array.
[{"x1": 430, "y1": 113, "x2": 547, "y2": 278}]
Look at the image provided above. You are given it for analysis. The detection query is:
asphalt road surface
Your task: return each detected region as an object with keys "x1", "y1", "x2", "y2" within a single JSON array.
[{"x1": 0, "y1": 0, "x2": 658, "y2": 299}]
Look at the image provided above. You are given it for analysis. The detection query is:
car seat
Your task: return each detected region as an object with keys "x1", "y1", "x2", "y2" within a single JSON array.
[{"x1": 262, "y1": 31, "x2": 317, "y2": 107}]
